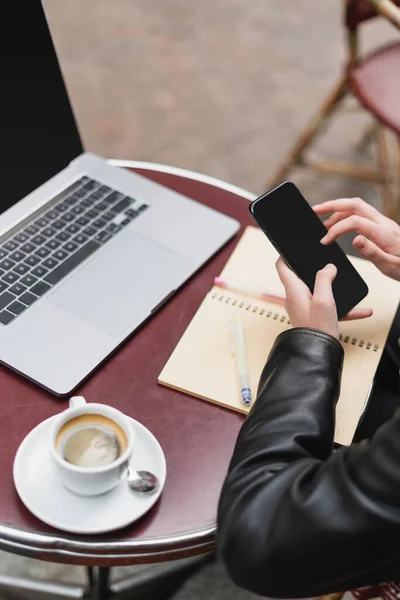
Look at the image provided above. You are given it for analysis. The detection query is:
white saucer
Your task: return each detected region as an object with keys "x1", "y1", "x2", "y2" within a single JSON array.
[{"x1": 13, "y1": 416, "x2": 166, "y2": 535}]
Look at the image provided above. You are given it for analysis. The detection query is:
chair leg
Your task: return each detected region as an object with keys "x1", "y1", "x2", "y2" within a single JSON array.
[
  {"x1": 378, "y1": 126, "x2": 398, "y2": 221},
  {"x1": 268, "y1": 75, "x2": 348, "y2": 189},
  {"x1": 357, "y1": 121, "x2": 379, "y2": 154}
]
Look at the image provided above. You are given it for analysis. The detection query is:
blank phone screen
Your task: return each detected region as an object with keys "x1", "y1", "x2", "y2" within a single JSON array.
[{"x1": 250, "y1": 182, "x2": 368, "y2": 319}]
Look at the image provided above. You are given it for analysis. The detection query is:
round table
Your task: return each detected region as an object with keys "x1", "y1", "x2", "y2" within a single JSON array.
[{"x1": 0, "y1": 161, "x2": 256, "y2": 599}]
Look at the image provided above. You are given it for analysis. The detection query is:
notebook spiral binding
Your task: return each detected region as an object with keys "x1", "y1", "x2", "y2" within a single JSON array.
[{"x1": 211, "y1": 291, "x2": 379, "y2": 352}]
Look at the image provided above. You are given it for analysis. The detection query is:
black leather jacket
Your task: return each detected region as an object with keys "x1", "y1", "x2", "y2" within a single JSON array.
[{"x1": 217, "y1": 328, "x2": 400, "y2": 598}]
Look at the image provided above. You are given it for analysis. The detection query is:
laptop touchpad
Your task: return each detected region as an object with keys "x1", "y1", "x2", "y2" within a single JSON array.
[{"x1": 48, "y1": 230, "x2": 193, "y2": 337}]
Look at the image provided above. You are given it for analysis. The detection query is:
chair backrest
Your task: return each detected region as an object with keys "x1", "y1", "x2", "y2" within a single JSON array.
[{"x1": 346, "y1": 0, "x2": 400, "y2": 30}]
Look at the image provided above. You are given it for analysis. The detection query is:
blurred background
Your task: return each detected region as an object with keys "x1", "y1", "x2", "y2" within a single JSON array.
[
  {"x1": 1, "y1": 1, "x2": 399, "y2": 598},
  {"x1": 43, "y1": 0, "x2": 396, "y2": 202}
]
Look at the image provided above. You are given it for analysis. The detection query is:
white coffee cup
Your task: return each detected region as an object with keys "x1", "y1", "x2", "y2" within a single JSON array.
[{"x1": 49, "y1": 396, "x2": 135, "y2": 496}]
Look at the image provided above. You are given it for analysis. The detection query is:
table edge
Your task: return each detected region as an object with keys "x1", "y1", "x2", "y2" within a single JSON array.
[
  {"x1": 1, "y1": 159, "x2": 253, "y2": 563},
  {"x1": 108, "y1": 159, "x2": 257, "y2": 201}
]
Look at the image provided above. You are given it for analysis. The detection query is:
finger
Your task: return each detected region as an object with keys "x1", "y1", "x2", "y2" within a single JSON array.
[
  {"x1": 313, "y1": 198, "x2": 384, "y2": 223},
  {"x1": 320, "y1": 215, "x2": 385, "y2": 246},
  {"x1": 275, "y1": 258, "x2": 310, "y2": 297},
  {"x1": 341, "y1": 307, "x2": 373, "y2": 321},
  {"x1": 353, "y1": 235, "x2": 400, "y2": 278},
  {"x1": 323, "y1": 211, "x2": 351, "y2": 230},
  {"x1": 313, "y1": 264, "x2": 337, "y2": 305}
]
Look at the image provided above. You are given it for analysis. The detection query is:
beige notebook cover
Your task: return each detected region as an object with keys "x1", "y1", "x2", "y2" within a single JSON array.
[{"x1": 159, "y1": 226, "x2": 400, "y2": 445}]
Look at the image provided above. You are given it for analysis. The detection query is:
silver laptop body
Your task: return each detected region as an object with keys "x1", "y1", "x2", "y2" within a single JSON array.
[{"x1": 0, "y1": 3, "x2": 239, "y2": 395}]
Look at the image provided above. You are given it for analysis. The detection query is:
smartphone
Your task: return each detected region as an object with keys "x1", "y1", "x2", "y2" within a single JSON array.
[{"x1": 249, "y1": 181, "x2": 369, "y2": 320}]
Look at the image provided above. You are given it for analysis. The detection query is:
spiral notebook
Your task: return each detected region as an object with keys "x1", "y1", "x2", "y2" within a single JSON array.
[{"x1": 159, "y1": 226, "x2": 400, "y2": 445}]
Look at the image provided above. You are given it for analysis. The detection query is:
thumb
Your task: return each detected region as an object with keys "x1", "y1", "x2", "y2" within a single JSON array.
[
  {"x1": 313, "y1": 263, "x2": 337, "y2": 303},
  {"x1": 353, "y1": 235, "x2": 398, "y2": 277}
]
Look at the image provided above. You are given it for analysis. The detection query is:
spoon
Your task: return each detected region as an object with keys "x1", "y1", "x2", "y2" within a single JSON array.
[{"x1": 127, "y1": 466, "x2": 160, "y2": 495}]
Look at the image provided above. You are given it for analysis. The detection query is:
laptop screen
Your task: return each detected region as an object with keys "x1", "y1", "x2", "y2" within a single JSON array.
[{"x1": 0, "y1": 2, "x2": 83, "y2": 215}]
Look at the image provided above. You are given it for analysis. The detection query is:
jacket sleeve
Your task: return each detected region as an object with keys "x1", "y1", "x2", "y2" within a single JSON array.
[{"x1": 217, "y1": 328, "x2": 400, "y2": 598}]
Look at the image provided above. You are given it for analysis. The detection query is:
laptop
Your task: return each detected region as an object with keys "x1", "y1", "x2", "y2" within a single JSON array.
[{"x1": 0, "y1": 2, "x2": 239, "y2": 395}]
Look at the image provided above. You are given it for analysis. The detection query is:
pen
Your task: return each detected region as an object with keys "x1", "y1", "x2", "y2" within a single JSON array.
[
  {"x1": 229, "y1": 314, "x2": 252, "y2": 406},
  {"x1": 215, "y1": 277, "x2": 285, "y2": 305}
]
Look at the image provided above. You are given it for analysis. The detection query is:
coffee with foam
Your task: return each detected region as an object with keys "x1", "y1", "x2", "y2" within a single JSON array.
[{"x1": 55, "y1": 414, "x2": 128, "y2": 468}]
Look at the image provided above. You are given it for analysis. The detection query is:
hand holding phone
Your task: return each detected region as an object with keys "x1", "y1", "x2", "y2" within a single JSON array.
[
  {"x1": 276, "y1": 258, "x2": 372, "y2": 339},
  {"x1": 249, "y1": 182, "x2": 369, "y2": 320}
]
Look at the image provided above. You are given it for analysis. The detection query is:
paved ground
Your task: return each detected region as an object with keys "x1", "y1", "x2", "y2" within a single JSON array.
[{"x1": 0, "y1": 1, "x2": 397, "y2": 597}]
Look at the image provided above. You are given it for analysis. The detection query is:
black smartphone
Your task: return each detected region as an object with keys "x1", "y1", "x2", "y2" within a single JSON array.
[{"x1": 249, "y1": 181, "x2": 369, "y2": 320}]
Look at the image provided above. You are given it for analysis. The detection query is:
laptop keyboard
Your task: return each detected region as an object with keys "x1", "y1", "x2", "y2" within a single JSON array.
[{"x1": 0, "y1": 177, "x2": 149, "y2": 325}]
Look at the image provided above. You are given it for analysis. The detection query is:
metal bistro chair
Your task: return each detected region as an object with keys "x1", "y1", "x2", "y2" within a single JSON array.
[{"x1": 269, "y1": 0, "x2": 400, "y2": 221}]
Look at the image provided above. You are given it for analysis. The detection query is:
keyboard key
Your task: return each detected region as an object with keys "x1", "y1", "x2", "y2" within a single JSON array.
[
  {"x1": 10, "y1": 250, "x2": 26, "y2": 262},
  {"x1": 31, "y1": 281, "x2": 51, "y2": 296},
  {"x1": 20, "y1": 292, "x2": 38, "y2": 306},
  {"x1": 4, "y1": 240, "x2": 18, "y2": 252},
  {"x1": 53, "y1": 249, "x2": 68, "y2": 261},
  {"x1": 95, "y1": 201, "x2": 108, "y2": 212},
  {"x1": 52, "y1": 219, "x2": 66, "y2": 230},
  {"x1": 64, "y1": 195, "x2": 79, "y2": 206},
  {"x1": 112, "y1": 197, "x2": 132, "y2": 214},
  {"x1": 138, "y1": 204, "x2": 149, "y2": 212},
  {"x1": 10, "y1": 283, "x2": 27, "y2": 296},
  {"x1": 104, "y1": 191, "x2": 124, "y2": 205},
  {"x1": 45, "y1": 210, "x2": 59, "y2": 220},
  {"x1": 0, "y1": 292, "x2": 15, "y2": 310},
  {"x1": 86, "y1": 209, "x2": 99, "y2": 219},
  {"x1": 83, "y1": 227, "x2": 96, "y2": 237},
  {"x1": 20, "y1": 242, "x2": 36, "y2": 254},
  {"x1": 8, "y1": 301, "x2": 27, "y2": 316},
  {"x1": 126, "y1": 208, "x2": 138, "y2": 218},
  {"x1": 42, "y1": 227, "x2": 56, "y2": 237},
  {"x1": 106, "y1": 223, "x2": 121, "y2": 235},
  {"x1": 3, "y1": 272, "x2": 19, "y2": 284},
  {"x1": 63, "y1": 241, "x2": 78, "y2": 253},
  {"x1": 24, "y1": 224, "x2": 39, "y2": 236},
  {"x1": 74, "y1": 189, "x2": 86, "y2": 198},
  {"x1": 0, "y1": 250, "x2": 7, "y2": 260},
  {"x1": 56, "y1": 231, "x2": 70, "y2": 242},
  {"x1": 62, "y1": 212, "x2": 75, "y2": 222},
  {"x1": 35, "y1": 247, "x2": 51, "y2": 259},
  {"x1": 15, "y1": 232, "x2": 29, "y2": 244},
  {"x1": 76, "y1": 216, "x2": 90, "y2": 226},
  {"x1": 121, "y1": 218, "x2": 130, "y2": 227},
  {"x1": 66, "y1": 224, "x2": 80, "y2": 234},
  {"x1": 97, "y1": 185, "x2": 112, "y2": 196},
  {"x1": 72, "y1": 205, "x2": 85, "y2": 215},
  {"x1": 13, "y1": 264, "x2": 30, "y2": 276},
  {"x1": 25, "y1": 254, "x2": 40, "y2": 267},
  {"x1": 54, "y1": 203, "x2": 68, "y2": 213},
  {"x1": 43, "y1": 257, "x2": 58, "y2": 269},
  {"x1": 35, "y1": 217, "x2": 49, "y2": 228},
  {"x1": 91, "y1": 190, "x2": 104, "y2": 200},
  {"x1": 0, "y1": 281, "x2": 8, "y2": 294},
  {"x1": 0, "y1": 258, "x2": 15, "y2": 271},
  {"x1": 72, "y1": 234, "x2": 88, "y2": 245},
  {"x1": 31, "y1": 265, "x2": 48, "y2": 278},
  {"x1": 0, "y1": 310, "x2": 15, "y2": 324},
  {"x1": 82, "y1": 197, "x2": 95, "y2": 208},
  {"x1": 44, "y1": 241, "x2": 100, "y2": 286},
  {"x1": 102, "y1": 212, "x2": 114, "y2": 222},
  {"x1": 82, "y1": 179, "x2": 99, "y2": 191},
  {"x1": 45, "y1": 239, "x2": 60, "y2": 250},
  {"x1": 32, "y1": 235, "x2": 46, "y2": 246},
  {"x1": 95, "y1": 231, "x2": 112, "y2": 244},
  {"x1": 93, "y1": 219, "x2": 107, "y2": 229},
  {"x1": 21, "y1": 274, "x2": 38, "y2": 287}
]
